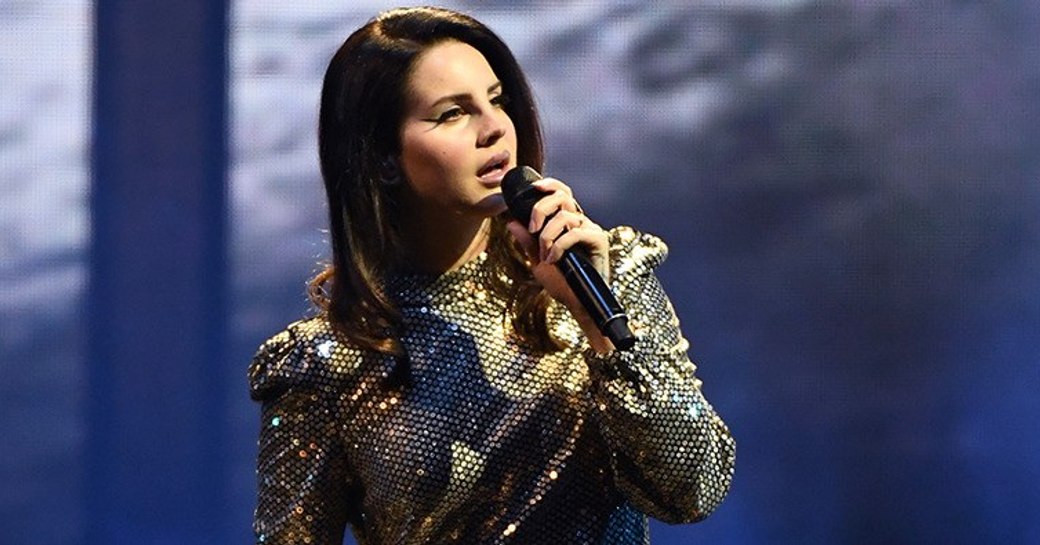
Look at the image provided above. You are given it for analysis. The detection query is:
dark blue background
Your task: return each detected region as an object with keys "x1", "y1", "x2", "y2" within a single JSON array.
[{"x1": 3, "y1": 2, "x2": 1039, "y2": 544}]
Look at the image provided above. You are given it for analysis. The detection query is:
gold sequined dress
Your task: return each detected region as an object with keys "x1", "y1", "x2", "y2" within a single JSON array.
[{"x1": 249, "y1": 226, "x2": 736, "y2": 545}]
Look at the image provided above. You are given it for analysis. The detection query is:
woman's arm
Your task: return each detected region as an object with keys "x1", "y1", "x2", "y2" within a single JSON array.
[
  {"x1": 249, "y1": 325, "x2": 354, "y2": 545},
  {"x1": 502, "y1": 179, "x2": 735, "y2": 522},
  {"x1": 584, "y1": 227, "x2": 736, "y2": 524}
]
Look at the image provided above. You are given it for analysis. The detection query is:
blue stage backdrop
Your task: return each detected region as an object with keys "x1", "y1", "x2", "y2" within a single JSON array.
[
  {"x1": 0, "y1": 2, "x2": 91, "y2": 544},
  {"x1": 2, "y1": 1, "x2": 1039, "y2": 544}
]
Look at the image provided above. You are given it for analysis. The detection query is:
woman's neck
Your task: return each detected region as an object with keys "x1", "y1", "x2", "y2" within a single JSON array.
[{"x1": 399, "y1": 213, "x2": 491, "y2": 274}]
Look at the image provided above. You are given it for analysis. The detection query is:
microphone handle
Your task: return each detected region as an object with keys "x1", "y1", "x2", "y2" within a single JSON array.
[{"x1": 559, "y1": 247, "x2": 636, "y2": 351}]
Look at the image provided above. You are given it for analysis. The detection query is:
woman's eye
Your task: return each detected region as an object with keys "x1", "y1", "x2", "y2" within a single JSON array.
[
  {"x1": 491, "y1": 93, "x2": 510, "y2": 108},
  {"x1": 435, "y1": 107, "x2": 464, "y2": 123}
]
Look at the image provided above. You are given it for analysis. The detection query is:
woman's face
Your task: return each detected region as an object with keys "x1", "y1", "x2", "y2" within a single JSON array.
[{"x1": 397, "y1": 40, "x2": 518, "y2": 221}]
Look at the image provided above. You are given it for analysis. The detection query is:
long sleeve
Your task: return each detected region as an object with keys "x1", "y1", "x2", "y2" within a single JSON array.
[
  {"x1": 586, "y1": 227, "x2": 736, "y2": 524},
  {"x1": 249, "y1": 325, "x2": 355, "y2": 545}
]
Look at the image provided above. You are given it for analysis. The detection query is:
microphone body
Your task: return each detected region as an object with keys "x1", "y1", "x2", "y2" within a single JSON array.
[{"x1": 502, "y1": 166, "x2": 636, "y2": 351}]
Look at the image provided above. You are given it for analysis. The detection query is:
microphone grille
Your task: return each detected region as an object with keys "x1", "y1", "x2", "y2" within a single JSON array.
[{"x1": 502, "y1": 166, "x2": 543, "y2": 224}]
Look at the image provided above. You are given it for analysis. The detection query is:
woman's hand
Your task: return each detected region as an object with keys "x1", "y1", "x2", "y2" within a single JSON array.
[{"x1": 504, "y1": 177, "x2": 614, "y2": 353}]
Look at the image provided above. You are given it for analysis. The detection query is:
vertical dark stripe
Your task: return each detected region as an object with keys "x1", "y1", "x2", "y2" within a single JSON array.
[{"x1": 88, "y1": 1, "x2": 228, "y2": 543}]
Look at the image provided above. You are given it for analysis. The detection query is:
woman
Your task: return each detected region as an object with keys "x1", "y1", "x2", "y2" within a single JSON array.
[{"x1": 249, "y1": 7, "x2": 735, "y2": 545}]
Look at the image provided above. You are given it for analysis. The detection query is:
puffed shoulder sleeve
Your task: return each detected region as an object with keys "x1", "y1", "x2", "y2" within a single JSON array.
[
  {"x1": 586, "y1": 226, "x2": 736, "y2": 524},
  {"x1": 248, "y1": 319, "x2": 359, "y2": 545}
]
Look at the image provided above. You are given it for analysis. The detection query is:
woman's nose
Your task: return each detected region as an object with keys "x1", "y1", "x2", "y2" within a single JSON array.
[{"x1": 477, "y1": 109, "x2": 507, "y2": 147}]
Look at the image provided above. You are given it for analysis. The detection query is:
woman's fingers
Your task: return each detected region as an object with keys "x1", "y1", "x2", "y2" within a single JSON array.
[
  {"x1": 527, "y1": 178, "x2": 579, "y2": 233},
  {"x1": 520, "y1": 177, "x2": 605, "y2": 264},
  {"x1": 531, "y1": 177, "x2": 573, "y2": 196},
  {"x1": 505, "y1": 176, "x2": 609, "y2": 279},
  {"x1": 542, "y1": 216, "x2": 607, "y2": 264},
  {"x1": 537, "y1": 209, "x2": 585, "y2": 261}
]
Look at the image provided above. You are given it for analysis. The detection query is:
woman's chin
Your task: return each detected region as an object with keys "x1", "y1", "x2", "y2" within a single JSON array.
[{"x1": 476, "y1": 193, "x2": 508, "y2": 216}]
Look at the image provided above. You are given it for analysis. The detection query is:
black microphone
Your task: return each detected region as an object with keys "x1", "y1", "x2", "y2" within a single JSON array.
[{"x1": 502, "y1": 166, "x2": 636, "y2": 351}]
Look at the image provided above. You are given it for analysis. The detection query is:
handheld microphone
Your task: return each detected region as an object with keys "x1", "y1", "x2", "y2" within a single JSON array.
[{"x1": 502, "y1": 166, "x2": 636, "y2": 351}]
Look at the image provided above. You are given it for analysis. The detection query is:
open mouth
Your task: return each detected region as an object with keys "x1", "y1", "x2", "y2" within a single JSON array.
[{"x1": 478, "y1": 151, "x2": 511, "y2": 182}]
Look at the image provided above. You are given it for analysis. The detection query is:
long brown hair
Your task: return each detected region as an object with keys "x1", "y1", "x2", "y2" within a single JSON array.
[{"x1": 310, "y1": 7, "x2": 557, "y2": 364}]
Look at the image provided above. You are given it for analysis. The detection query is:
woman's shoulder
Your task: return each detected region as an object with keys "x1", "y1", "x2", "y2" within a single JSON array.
[
  {"x1": 247, "y1": 316, "x2": 365, "y2": 402},
  {"x1": 607, "y1": 225, "x2": 669, "y2": 273}
]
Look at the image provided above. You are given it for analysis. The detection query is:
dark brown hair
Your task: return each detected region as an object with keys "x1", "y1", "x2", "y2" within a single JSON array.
[{"x1": 310, "y1": 7, "x2": 557, "y2": 362}]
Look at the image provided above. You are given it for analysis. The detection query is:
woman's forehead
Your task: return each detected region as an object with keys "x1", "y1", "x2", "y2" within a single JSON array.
[{"x1": 406, "y1": 41, "x2": 499, "y2": 106}]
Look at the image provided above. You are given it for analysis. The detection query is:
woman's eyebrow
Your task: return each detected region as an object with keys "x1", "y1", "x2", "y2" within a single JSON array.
[{"x1": 428, "y1": 81, "x2": 502, "y2": 109}]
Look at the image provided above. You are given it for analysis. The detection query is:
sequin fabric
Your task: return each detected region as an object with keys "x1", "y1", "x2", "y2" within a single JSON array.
[{"x1": 249, "y1": 226, "x2": 736, "y2": 545}]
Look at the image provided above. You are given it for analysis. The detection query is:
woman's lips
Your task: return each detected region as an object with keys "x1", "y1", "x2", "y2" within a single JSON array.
[{"x1": 478, "y1": 151, "x2": 511, "y2": 185}]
